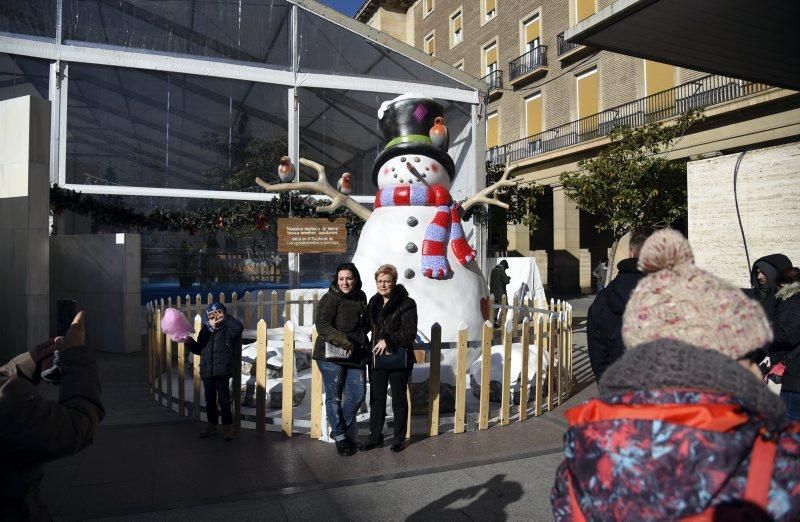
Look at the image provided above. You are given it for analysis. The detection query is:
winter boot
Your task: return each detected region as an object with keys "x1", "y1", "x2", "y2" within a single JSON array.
[
  {"x1": 335, "y1": 439, "x2": 356, "y2": 456},
  {"x1": 199, "y1": 423, "x2": 217, "y2": 438},
  {"x1": 223, "y1": 425, "x2": 234, "y2": 441}
]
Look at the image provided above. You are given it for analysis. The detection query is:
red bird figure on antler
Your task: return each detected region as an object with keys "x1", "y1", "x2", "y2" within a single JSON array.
[
  {"x1": 277, "y1": 156, "x2": 294, "y2": 183},
  {"x1": 336, "y1": 172, "x2": 353, "y2": 195}
]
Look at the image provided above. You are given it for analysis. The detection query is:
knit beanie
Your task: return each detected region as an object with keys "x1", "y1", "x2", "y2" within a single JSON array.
[{"x1": 621, "y1": 229, "x2": 773, "y2": 359}]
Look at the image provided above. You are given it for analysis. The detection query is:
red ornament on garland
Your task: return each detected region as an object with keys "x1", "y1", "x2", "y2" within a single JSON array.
[{"x1": 257, "y1": 213, "x2": 269, "y2": 231}]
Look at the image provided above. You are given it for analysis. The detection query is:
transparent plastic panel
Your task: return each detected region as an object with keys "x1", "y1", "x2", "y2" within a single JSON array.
[
  {"x1": 298, "y1": 88, "x2": 474, "y2": 199},
  {"x1": 296, "y1": 8, "x2": 467, "y2": 89},
  {"x1": 297, "y1": 88, "x2": 388, "y2": 197},
  {"x1": 66, "y1": 63, "x2": 288, "y2": 190},
  {"x1": 63, "y1": 0, "x2": 290, "y2": 67},
  {"x1": 0, "y1": 0, "x2": 56, "y2": 38},
  {"x1": 0, "y1": 54, "x2": 50, "y2": 101}
]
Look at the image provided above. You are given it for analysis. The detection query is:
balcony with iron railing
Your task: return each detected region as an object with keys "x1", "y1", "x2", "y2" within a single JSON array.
[
  {"x1": 557, "y1": 31, "x2": 588, "y2": 61},
  {"x1": 482, "y1": 69, "x2": 504, "y2": 99},
  {"x1": 509, "y1": 46, "x2": 548, "y2": 86},
  {"x1": 486, "y1": 74, "x2": 772, "y2": 166}
]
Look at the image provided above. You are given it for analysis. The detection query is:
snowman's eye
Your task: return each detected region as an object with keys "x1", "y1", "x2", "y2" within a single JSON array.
[
  {"x1": 425, "y1": 166, "x2": 430, "y2": 171},
  {"x1": 414, "y1": 157, "x2": 420, "y2": 162},
  {"x1": 400, "y1": 157, "x2": 406, "y2": 162}
]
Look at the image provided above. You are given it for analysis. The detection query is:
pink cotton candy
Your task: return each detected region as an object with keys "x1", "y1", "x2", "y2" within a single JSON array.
[{"x1": 161, "y1": 308, "x2": 195, "y2": 342}]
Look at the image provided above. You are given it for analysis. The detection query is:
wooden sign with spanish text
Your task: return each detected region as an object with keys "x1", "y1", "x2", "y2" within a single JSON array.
[{"x1": 277, "y1": 218, "x2": 347, "y2": 253}]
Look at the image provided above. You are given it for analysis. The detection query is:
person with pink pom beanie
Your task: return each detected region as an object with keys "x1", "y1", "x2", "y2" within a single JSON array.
[{"x1": 552, "y1": 229, "x2": 800, "y2": 521}]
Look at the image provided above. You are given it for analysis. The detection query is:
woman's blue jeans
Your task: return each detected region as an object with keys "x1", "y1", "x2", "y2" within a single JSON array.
[
  {"x1": 317, "y1": 360, "x2": 366, "y2": 442},
  {"x1": 781, "y1": 390, "x2": 800, "y2": 422}
]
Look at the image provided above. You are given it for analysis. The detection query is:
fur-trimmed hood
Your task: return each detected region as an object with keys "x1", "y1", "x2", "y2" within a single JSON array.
[{"x1": 777, "y1": 281, "x2": 800, "y2": 302}]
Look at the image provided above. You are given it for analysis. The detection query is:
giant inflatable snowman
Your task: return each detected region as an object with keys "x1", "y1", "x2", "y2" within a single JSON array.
[
  {"x1": 351, "y1": 95, "x2": 490, "y2": 341},
  {"x1": 257, "y1": 95, "x2": 515, "y2": 342}
]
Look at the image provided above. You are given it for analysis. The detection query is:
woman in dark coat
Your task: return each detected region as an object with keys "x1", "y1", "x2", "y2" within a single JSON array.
[
  {"x1": 774, "y1": 267, "x2": 800, "y2": 421},
  {"x1": 360, "y1": 264, "x2": 418, "y2": 452},
  {"x1": 313, "y1": 262, "x2": 370, "y2": 456}
]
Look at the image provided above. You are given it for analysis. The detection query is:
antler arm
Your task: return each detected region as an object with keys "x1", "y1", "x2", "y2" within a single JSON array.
[
  {"x1": 461, "y1": 164, "x2": 518, "y2": 212},
  {"x1": 255, "y1": 158, "x2": 372, "y2": 222}
]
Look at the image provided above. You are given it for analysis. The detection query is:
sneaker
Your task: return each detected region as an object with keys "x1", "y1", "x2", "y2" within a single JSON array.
[
  {"x1": 223, "y1": 425, "x2": 234, "y2": 441},
  {"x1": 199, "y1": 424, "x2": 217, "y2": 438}
]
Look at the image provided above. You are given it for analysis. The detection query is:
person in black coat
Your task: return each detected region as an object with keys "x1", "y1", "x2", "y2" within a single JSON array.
[
  {"x1": 587, "y1": 230, "x2": 648, "y2": 381},
  {"x1": 186, "y1": 302, "x2": 243, "y2": 441},
  {"x1": 748, "y1": 253, "x2": 793, "y2": 325},
  {"x1": 360, "y1": 264, "x2": 418, "y2": 453},
  {"x1": 313, "y1": 262, "x2": 370, "y2": 456},
  {"x1": 773, "y1": 267, "x2": 800, "y2": 421}
]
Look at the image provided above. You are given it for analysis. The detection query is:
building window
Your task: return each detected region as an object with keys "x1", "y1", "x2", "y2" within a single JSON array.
[
  {"x1": 483, "y1": 41, "x2": 498, "y2": 76},
  {"x1": 487, "y1": 111, "x2": 500, "y2": 149},
  {"x1": 483, "y1": 0, "x2": 497, "y2": 23},
  {"x1": 644, "y1": 60, "x2": 675, "y2": 112},
  {"x1": 575, "y1": 0, "x2": 596, "y2": 23},
  {"x1": 424, "y1": 31, "x2": 436, "y2": 56},
  {"x1": 523, "y1": 14, "x2": 541, "y2": 54},
  {"x1": 454, "y1": 59, "x2": 464, "y2": 71},
  {"x1": 424, "y1": 0, "x2": 434, "y2": 18},
  {"x1": 450, "y1": 9, "x2": 463, "y2": 48},
  {"x1": 525, "y1": 92, "x2": 543, "y2": 137},
  {"x1": 576, "y1": 67, "x2": 599, "y2": 133}
]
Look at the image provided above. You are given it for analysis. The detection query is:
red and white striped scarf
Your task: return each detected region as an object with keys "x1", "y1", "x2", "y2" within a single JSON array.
[{"x1": 374, "y1": 184, "x2": 476, "y2": 279}]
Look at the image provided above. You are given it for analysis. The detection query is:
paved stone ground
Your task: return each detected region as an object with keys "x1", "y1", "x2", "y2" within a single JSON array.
[{"x1": 39, "y1": 297, "x2": 597, "y2": 521}]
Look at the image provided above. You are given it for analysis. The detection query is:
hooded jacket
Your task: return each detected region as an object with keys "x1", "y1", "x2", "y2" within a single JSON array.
[
  {"x1": 368, "y1": 284, "x2": 418, "y2": 368},
  {"x1": 0, "y1": 349, "x2": 104, "y2": 521},
  {"x1": 586, "y1": 258, "x2": 645, "y2": 379},
  {"x1": 551, "y1": 342, "x2": 800, "y2": 521},
  {"x1": 186, "y1": 315, "x2": 244, "y2": 379},
  {"x1": 775, "y1": 282, "x2": 800, "y2": 393},
  {"x1": 313, "y1": 280, "x2": 370, "y2": 367},
  {"x1": 749, "y1": 254, "x2": 793, "y2": 324}
]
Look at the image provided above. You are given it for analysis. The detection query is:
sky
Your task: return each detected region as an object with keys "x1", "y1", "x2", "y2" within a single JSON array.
[{"x1": 318, "y1": 0, "x2": 365, "y2": 17}]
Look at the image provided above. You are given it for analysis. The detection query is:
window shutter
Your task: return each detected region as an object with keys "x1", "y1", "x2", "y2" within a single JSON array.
[
  {"x1": 577, "y1": 0, "x2": 595, "y2": 22},
  {"x1": 577, "y1": 69, "x2": 599, "y2": 119},
  {"x1": 525, "y1": 19, "x2": 540, "y2": 45},
  {"x1": 487, "y1": 113, "x2": 500, "y2": 148},
  {"x1": 526, "y1": 95, "x2": 543, "y2": 136},
  {"x1": 485, "y1": 45, "x2": 498, "y2": 66}
]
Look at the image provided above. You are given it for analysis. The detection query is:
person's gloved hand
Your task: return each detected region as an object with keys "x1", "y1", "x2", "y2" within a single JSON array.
[
  {"x1": 29, "y1": 337, "x2": 60, "y2": 367},
  {"x1": 41, "y1": 311, "x2": 85, "y2": 384}
]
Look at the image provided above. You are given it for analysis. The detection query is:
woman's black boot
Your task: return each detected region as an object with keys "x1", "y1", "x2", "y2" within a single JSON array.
[
  {"x1": 336, "y1": 439, "x2": 357, "y2": 456},
  {"x1": 390, "y1": 439, "x2": 405, "y2": 452},
  {"x1": 357, "y1": 435, "x2": 384, "y2": 451}
]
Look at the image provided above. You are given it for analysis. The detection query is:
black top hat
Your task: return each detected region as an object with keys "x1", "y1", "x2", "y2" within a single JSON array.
[{"x1": 371, "y1": 96, "x2": 455, "y2": 186}]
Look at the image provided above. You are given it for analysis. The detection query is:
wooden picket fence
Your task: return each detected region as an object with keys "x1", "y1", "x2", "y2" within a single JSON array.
[{"x1": 145, "y1": 290, "x2": 574, "y2": 438}]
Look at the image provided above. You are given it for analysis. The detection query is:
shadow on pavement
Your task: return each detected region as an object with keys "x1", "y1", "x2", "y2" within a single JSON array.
[{"x1": 406, "y1": 474, "x2": 523, "y2": 521}]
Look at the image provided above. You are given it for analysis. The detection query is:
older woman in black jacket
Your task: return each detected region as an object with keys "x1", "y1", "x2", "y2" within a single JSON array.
[
  {"x1": 360, "y1": 264, "x2": 418, "y2": 452},
  {"x1": 313, "y1": 262, "x2": 370, "y2": 456}
]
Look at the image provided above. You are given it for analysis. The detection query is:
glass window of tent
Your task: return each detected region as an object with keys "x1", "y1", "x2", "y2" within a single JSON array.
[{"x1": 1, "y1": 1, "x2": 481, "y2": 298}]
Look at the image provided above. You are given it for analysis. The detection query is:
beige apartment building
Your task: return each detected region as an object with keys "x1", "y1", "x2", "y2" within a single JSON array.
[{"x1": 356, "y1": 0, "x2": 800, "y2": 294}]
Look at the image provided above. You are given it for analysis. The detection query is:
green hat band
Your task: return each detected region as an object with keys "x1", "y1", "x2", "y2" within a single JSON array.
[{"x1": 384, "y1": 134, "x2": 432, "y2": 149}]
